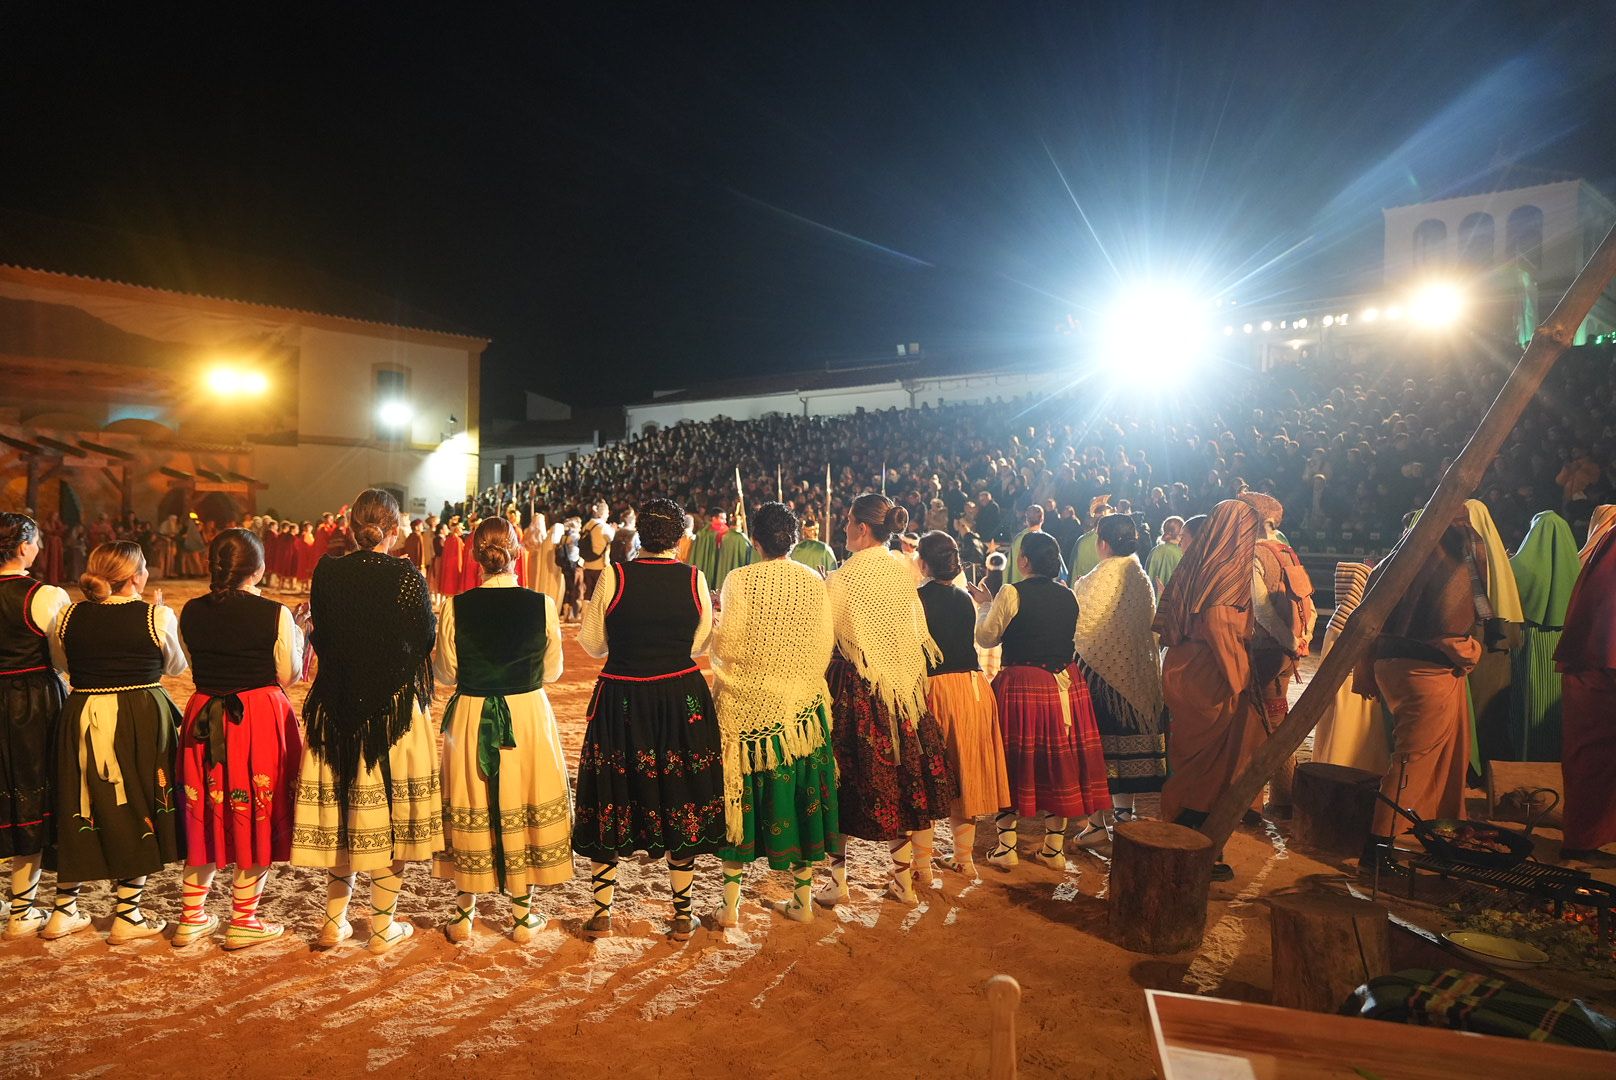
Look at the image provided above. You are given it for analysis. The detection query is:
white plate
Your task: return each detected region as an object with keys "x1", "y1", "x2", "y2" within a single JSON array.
[{"x1": 1443, "y1": 930, "x2": 1550, "y2": 969}]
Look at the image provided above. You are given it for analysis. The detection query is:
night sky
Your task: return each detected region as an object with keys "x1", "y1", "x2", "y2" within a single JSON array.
[{"x1": 3, "y1": 2, "x2": 1614, "y2": 414}]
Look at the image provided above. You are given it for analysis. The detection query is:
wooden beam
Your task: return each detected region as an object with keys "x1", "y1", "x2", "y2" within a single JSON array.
[{"x1": 1196, "y1": 220, "x2": 1616, "y2": 848}]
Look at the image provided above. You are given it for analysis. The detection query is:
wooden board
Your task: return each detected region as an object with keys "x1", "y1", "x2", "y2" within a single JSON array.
[{"x1": 1146, "y1": 990, "x2": 1615, "y2": 1079}]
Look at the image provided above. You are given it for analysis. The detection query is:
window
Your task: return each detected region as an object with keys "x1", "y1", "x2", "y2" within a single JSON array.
[
  {"x1": 1506, "y1": 205, "x2": 1543, "y2": 271},
  {"x1": 1413, "y1": 219, "x2": 1448, "y2": 269},
  {"x1": 1457, "y1": 212, "x2": 1494, "y2": 269}
]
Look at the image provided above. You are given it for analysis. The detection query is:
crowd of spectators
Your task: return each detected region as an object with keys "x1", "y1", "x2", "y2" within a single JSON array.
[{"x1": 468, "y1": 344, "x2": 1616, "y2": 557}]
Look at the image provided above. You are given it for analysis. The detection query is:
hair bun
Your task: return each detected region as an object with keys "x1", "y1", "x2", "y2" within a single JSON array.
[
  {"x1": 80, "y1": 571, "x2": 112, "y2": 603},
  {"x1": 354, "y1": 524, "x2": 385, "y2": 548},
  {"x1": 886, "y1": 505, "x2": 909, "y2": 532}
]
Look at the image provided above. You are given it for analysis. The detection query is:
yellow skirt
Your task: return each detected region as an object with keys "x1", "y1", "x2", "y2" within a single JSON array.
[
  {"x1": 290, "y1": 701, "x2": 443, "y2": 873},
  {"x1": 433, "y1": 687, "x2": 575, "y2": 892},
  {"x1": 926, "y1": 670, "x2": 1012, "y2": 817}
]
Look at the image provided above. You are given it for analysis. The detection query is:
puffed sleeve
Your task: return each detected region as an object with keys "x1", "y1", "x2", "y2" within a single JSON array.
[
  {"x1": 690, "y1": 569, "x2": 714, "y2": 657},
  {"x1": 30, "y1": 585, "x2": 71, "y2": 652},
  {"x1": 49, "y1": 604, "x2": 72, "y2": 681},
  {"x1": 433, "y1": 593, "x2": 458, "y2": 690},
  {"x1": 155, "y1": 605, "x2": 188, "y2": 677},
  {"x1": 542, "y1": 594, "x2": 563, "y2": 684},
  {"x1": 274, "y1": 604, "x2": 304, "y2": 687},
  {"x1": 578, "y1": 562, "x2": 613, "y2": 659},
  {"x1": 975, "y1": 585, "x2": 1020, "y2": 649}
]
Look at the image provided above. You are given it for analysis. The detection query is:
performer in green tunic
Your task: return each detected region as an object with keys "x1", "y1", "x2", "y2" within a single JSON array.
[
  {"x1": 687, "y1": 508, "x2": 727, "y2": 584},
  {"x1": 1146, "y1": 516, "x2": 1186, "y2": 596},
  {"x1": 788, "y1": 520, "x2": 839, "y2": 576},
  {"x1": 714, "y1": 526, "x2": 757, "y2": 592},
  {"x1": 1507, "y1": 510, "x2": 1580, "y2": 761},
  {"x1": 1005, "y1": 505, "x2": 1046, "y2": 585},
  {"x1": 711, "y1": 503, "x2": 838, "y2": 925}
]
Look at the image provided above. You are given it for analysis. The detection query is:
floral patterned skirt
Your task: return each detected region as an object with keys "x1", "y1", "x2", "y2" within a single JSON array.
[
  {"x1": 51, "y1": 688, "x2": 184, "y2": 882},
  {"x1": 827, "y1": 655, "x2": 955, "y2": 842},
  {"x1": 572, "y1": 669, "x2": 726, "y2": 862},
  {"x1": 718, "y1": 702, "x2": 840, "y2": 870},
  {"x1": 178, "y1": 686, "x2": 302, "y2": 868}
]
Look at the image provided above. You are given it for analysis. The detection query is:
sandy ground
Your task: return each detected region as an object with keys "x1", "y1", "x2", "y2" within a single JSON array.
[{"x1": 0, "y1": 580, "x2": 1416, "y2": 1079}]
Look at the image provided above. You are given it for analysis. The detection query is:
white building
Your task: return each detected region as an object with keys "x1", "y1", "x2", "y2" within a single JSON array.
[{"x1": 0, "y1": 263, "x2": 485, "y2": 522}]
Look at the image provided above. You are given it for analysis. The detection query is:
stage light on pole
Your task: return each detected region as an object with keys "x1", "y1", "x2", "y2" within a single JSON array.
[
  {"x1": 377, "y1": 400, "x2": 414, "y2": 429},
  {"x1": 1101, "y1": 281, "x2": 1212, "y2": 380},
  {"x1": 1260, "y1": 320, "x2": 1273, "y2": 332},
  {"x1": 1295, "y1": 317, "x2": 1309, "y2": 329},
  {"x1": 1322, "y1": 315, "x2": 1335, "y2": 328},
  {"x1": 206, "y1": 365, "x2": 268, "y2": 396},
  {"x1": 1408, "y1": 281, "x2": 1465, "y2": 328},
  {"x1": 1242, "y1": 323, "x2": 1254, "y2": 334}
]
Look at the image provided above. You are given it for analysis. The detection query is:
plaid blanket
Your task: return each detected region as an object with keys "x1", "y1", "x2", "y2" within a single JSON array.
[{"x1": 1342, "y1": 968, "x2": 1616, "y2": 1050}]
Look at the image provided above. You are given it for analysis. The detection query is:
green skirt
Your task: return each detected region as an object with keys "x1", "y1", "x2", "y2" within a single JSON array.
[{"x1": 719, "y1": 704, "x2": 840, "y2": 870}]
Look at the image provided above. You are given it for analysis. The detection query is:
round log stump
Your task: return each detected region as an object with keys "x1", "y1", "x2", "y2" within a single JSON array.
[
  {"x1": 1108, "y1": 821, "x2": 1214, "y2": 954},
  {"x1": 1292, "y1": 762, "x2": 1380, "y2": 858},
  {"x1": 1265, "y1": 751, "x2": 1297, "y2": 819},
  {"x1": 1269, "y1": 892, "x2": 1390, "y2": 1012}
]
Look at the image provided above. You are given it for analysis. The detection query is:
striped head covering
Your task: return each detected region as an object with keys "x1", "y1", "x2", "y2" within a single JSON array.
[
  {"x1": 1326, "y1": 561, "x2": 1372, "y2": 638},
  {"x1": 1581, "y1": 504, "x2": 1616, "y2": 566},
  {"x1": 1152, "y1": 498, "x2": 1260, "y2": 647}
]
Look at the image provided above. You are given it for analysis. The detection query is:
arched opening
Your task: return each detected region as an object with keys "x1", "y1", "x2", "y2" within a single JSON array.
[
  {"x1": 641, "y1": 421, "x2": 660, "y2": 437},
  {"x1": 196, "y1": 491, "x2": 243, "y2": 525},
  {"x1": 57, "y1": 479, "x2": 83, "y2": 527},
  {"x1": 1506, "y1": 205, "x2": 1544, "y2": 271},
  {"x1": 1413, "y1": 219, "x2": 1448, "y2": 269},
  {"x1": 1457, "y1": 212, "x2": 1494, "y2": 269},
  {"x1": 158, "y1": 487, "x2": 191, "y2": 523}
]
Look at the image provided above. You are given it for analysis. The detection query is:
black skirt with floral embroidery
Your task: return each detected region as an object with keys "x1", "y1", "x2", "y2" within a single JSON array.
[{"x1": 572, "y1": 669, "x2": 726, "y2": 861}]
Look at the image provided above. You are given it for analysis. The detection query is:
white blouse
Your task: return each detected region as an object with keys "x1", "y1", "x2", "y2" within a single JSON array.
[{"x1": 434, "y1": 573, "x2": 563, "y2": 688}]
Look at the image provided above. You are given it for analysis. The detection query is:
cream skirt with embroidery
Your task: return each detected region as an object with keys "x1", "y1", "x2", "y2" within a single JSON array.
[{"x1": 290, "y1": 701, "x2": 443, "y2": 873}]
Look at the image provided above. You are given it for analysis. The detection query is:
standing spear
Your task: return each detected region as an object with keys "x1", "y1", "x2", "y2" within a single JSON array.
[
  {"x1": 777, "y1": 461, "x2": 783, "y2": 500},
  {"x1": 825, "y1": 462, "x2": 832, "y2": 541},
  {"x1": 881, "y1": 458, "x2": 887, "y2": 497},
  {"x1": 733, "y1": 466, "x2": 748, "y2": 535}
]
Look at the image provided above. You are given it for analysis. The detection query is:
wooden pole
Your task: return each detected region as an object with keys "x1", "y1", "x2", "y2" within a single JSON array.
[
  {"x1": 985, "y1": 974, "x2": 1021, "y2": 1080},
  {"x1": 1197, "y1": 222, "x2": 1616, "y2": 849}
]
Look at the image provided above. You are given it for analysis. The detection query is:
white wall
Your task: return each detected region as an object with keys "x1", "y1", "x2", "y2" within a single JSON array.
[
  {"x1": 479, "y1": 439, "x2": 599, "y2": 487},
  {"x1": 1382, "y1": 181, "x2": 1583, "y2": 284},
  {"x1": 252, "y1": 433, "x2": 472, "y2": 521},
  {"x1": 296, "y1": 326, "x2": 470, "y2": 445}
]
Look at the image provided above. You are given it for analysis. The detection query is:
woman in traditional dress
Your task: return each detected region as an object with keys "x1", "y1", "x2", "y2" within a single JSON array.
[
  {"x1": 711, "y1": 502, "x2": 838, "y2": 924},
  {"x1": 434, "y1": 517, "x2": 572, "y2": 943},
  {"x1": 291, "y1": 489, "x2": 440, "y2": 954},
  {"x1": 1507, "y1": 510, "x2": 1580, "y2": 761},
  {"x1": 1311, "y1": 561, "x2": 1389, "y2": 773},
  {"x1": 1463, "y1": 499, "x2": 1524, "y2": 771},
  {"x1": 977, "y1": 530, "x2": 1108, "y2": 871},
  {"x1": 1071, "y1": 515, "x2": 1165, "y2": 845},
  {"x1": 47, "y1": 541, "x2": 186, "y2": 942},
  {"x1": 819, "y1": 494, "x2": 953, "y2": 907},
  {"x1": 915, "y1": 531, "x2": 1009, "y2": 880},
  {"x1": 574, "y1": 498, "x2": 724, "y2": 940},
  {"x1": 1154, "y1": 499, "x2": 1261, "y2": 882},
  {"x1": 1555, "y1": 519, "x2": 1616, "y2": 859},
  {"x1": 173, "y1": 529, "x2": 303, "y2": 950},
  {"x1": 457, "y1": 516, "x2": 484, "y2": 595},
  {"x1": 0, "y1": 514, "x2": 71, "y2": 938},
  {"x1": 524, "y1": 513, "x2": 562, "y2": 608}
]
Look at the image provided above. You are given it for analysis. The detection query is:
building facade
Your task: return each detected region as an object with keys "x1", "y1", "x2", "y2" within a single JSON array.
[{"x1": 0, "y1": 264, "x2": 485, "y2": 524}]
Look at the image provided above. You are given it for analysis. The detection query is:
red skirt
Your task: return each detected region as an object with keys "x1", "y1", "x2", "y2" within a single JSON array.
[
  {"x1": 992, "y1": 663, "x2": 1110, "y2": 817},
  {"x1": 178, "y1": 686, "x2": 302, "y2": 866},
  {"x1": 1562, "y1": 668, "x2": 1616, "y2": 851},
  {"x1": 827, "y1": 655, "x2": 955, "y2": 841}
]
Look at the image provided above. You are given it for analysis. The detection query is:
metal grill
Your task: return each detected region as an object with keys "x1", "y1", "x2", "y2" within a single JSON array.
[{"x1": 1380, "y1": 847, "x2": 1616, "y2": 942}]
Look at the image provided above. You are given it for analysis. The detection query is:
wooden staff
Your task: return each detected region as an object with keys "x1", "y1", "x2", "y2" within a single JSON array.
[
  {"x1": 777, "y1": 461, "x2": 783, "y2": 499},
  {"x1": 1195, "y1": 221, "x2": 1616, "y2": 849},
  {"x1": 733, "y1": 465, "x2": 747, "y2": 534},
  {"x1": 881, "y1": 458, "x2": 887, "y2": 496},
  {"x1": 985, "y1": 974, "x2": 1021, "y2": 1080},
  {"x1": 825, "y1": 462, "x2": 832, "y2": 536}
]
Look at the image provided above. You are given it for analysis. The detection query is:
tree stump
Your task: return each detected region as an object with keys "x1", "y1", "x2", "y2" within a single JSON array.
[
  {"x1": 1269, "y1": 892, "x2": 1390, "y2": 1012},
  {"x1": 1266, "y1": 751, "x2": 1297, "y2": 819},
  {"x1": 1292, "y1": 762, "x2": 1380, "y2": 858},
  {"x1": 1109, "y1": 821, "x2": 1214, "y2": 954}
]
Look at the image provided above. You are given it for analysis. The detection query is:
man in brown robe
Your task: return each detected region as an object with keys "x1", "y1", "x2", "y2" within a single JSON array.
[
  {"x1": 1555, "y1": 523, "x2": 1616, "y2": 859},
  {"x1": 1155, "y1": 498, "x2": 1262, "y2": 881},
  {"x1": 1354, "y1": 514, "x2": 1485, "y2": 866}
]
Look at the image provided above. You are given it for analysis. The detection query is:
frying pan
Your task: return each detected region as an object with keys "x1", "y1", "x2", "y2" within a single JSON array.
[{"x1": 1373, "y1": 793, "x2": 1535, "y2": 870}]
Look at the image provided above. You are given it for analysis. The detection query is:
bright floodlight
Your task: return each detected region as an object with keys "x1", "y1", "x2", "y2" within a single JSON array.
[
  {"x1": 1103, "y1": 282, "x2": 1211, "y2": 379},
  {"x1": 1260, "y1": 320, "x2": 1273, "y2": 332},
  {"x1": 1409, "y1": 282, "x2": 1464, "y2": 328},
  {"x1": 1361, "y1": 308, "x2": 1380, "y2": 322},
  {"x1": 207, "y1": 367, "x2": 241, "y2": 394},
  {"x1": 242, "y1": 371, "x2": 269, "y2": 394},
  {"x1": 206, "y1": 365, "x2": 269, "y2": 396},
  {"x1": 377, "y1": 400, "x2": 414, "y2": 428}
]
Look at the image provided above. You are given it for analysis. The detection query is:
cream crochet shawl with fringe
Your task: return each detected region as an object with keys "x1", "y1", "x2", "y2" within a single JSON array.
[
  {"x1": 711, "y1": 556, "x2": 836, "y2": 843},
  {"x1": 1072, "y1": 554, "x2": 1164, "y2": 731},
  {"x1": 827, "y1": 546, "x2": 940, "y2": 738}
]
